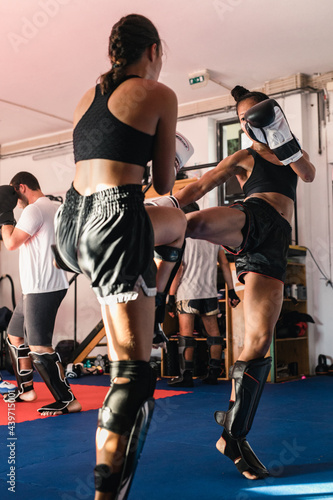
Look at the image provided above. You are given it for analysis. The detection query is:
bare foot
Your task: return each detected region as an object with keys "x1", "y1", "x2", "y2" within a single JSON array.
[
  {"x1": 3, "y1": 387, "x2": 37, "y2": 402},
  {"x1": 39, "y1": 399, "x2": 82, "y2": 417},
  {"x1": 216, "y1": 436, "x2": 259, "y2": 480},
  {"x1": 18, "y1": 388, "x2": 37, "y2": 402}
]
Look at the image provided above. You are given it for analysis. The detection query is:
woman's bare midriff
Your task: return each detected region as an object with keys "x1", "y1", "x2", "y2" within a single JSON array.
[
  {"x1": 73, "y1": 159, "x2": 144, "y2": 196},
  {"x1": 244, "y1": 192, "x2": 294, "y2": 225}
]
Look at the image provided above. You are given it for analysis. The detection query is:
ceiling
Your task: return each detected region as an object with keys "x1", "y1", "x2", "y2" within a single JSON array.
[{"x1": 1, "y1": 0, "x2": 333, "y2": 147}]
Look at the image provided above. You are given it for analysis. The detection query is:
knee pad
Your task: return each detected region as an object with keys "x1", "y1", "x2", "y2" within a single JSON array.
[
  {"x1": 214, "y1": 356, "x2": 272, "y2": 439},
  {"x1": 98, "y1": 360, "x2": 156, "y2": 435}
]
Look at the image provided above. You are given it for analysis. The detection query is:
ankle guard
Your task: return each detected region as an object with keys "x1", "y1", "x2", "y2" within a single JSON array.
[
  {"x1": 214, "y1": 356, "x2": 272, "y2": 439},
  {"x1": 178, "y1": 336, "x2": 196, "y2": 375},
  {"x1": 6, "y1": 339, "x2": 33, "y2": 394},
  {"x1": 208, "y1": 358, "x2": 222, "y2": 374},
  {"x1": 29, "y1": 351, "x2": 74, "y2": 403}
]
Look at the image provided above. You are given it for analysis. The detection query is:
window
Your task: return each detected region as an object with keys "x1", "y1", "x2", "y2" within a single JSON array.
[{"x1": 217, "y1": 120, "x2": 250, "y2": 206}]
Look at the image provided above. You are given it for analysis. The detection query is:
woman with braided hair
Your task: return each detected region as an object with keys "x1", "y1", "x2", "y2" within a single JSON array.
[
  {"x1": 174, "y1": 84, "x2": 316, "y2": 480},
  {"x1": 54, "y1": 14, "x2": 186, "y2": 500}
]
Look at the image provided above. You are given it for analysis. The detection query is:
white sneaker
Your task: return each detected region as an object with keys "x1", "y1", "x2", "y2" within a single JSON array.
[{"x1": 0, "y1": 374, "x2": 16, "y2": 394}]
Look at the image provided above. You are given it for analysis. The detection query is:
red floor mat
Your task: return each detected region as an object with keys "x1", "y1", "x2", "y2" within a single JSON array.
[{"x1": 0, "y1": 382, "x2": 190, "y2": 424}]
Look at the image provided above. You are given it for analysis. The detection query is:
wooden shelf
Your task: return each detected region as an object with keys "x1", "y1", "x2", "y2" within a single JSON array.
[{"x1": 276, "y1": 337, "x2": 308, "y2": 342}]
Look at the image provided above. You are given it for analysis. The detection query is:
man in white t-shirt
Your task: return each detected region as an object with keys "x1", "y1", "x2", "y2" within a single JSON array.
[
  {"x1": 1, "y1": 172, "x2": 81, "y2": 416},
  {"x1": 167, "y1": 202, "x2": 240, "y2": 387}
]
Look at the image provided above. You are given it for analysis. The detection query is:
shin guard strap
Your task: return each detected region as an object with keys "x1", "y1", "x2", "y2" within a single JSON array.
[
  {"x1": 94, "y1": 464, "x2": 121, "y2": 493},
  {"x1": 206, "y1": 336, "x2": 225, "y2": 347},
  {"x1": 154, "y1": 245, "x2": 182, "y2": 262}
]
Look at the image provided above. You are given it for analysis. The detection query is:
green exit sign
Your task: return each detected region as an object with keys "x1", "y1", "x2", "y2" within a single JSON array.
[{"x1": 189, "y1": 75, "x2": 205, "y2": 85}]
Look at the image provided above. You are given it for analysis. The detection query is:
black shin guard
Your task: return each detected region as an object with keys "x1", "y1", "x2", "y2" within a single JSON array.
[
  {"x1": 202, "y1": 336, "x2": 225, "y2": 384},
  {"x1": 168, "y1": 336, "x2": 196, "y2": 387},
  {"x1": 29, "y1": 351, "x2": 75, "y2": 413},
  {"x1": 153, "y1": 243, "x2": 185, "y2": 347},
  {"x1": 95, "y1": 360, "x2": 156, "y2": 498},
  {"x1": 215, "y1": 356, "x2": 272, "y2": 439},
  {"x1": 5, "y1": 339, "x2": 33, "y2": 400}
]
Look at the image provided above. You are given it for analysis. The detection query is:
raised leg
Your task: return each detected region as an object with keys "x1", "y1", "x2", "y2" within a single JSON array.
[{"x1": 145, "y1": 205, "x2": 187, "y2": 347}]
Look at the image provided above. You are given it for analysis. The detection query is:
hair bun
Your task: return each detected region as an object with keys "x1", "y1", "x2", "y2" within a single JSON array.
[{"x1": 231, "y1": 85, "x2": 250, "y2": 102}]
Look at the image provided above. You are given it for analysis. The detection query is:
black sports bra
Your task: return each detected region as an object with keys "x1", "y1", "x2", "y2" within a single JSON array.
[
  {"x1": 243, "y1": 148, "x2": 298, "y2": 201},
  {"x1": 73, "y1": 76, "x2": 154, "y2": 166}
]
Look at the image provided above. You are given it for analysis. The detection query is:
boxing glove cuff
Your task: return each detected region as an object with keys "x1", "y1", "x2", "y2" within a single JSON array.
[
  {"x1": 175, "y1": 132, "x2": 194, "y2": 174},
  {"x1": 144, "y1": 195, "x2": 180, "y2": 209}
]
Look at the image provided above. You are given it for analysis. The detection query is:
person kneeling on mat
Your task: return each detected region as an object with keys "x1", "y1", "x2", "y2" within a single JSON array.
[
  {"x1": 0, "y1": 172, "x2": 81, "y2": 416},
  {"x1": 172, "y1": 85, "x2": 316, "y2": 479},
  {"x1": 167, "y1": 203, "x2": 240, "y2": 387}
]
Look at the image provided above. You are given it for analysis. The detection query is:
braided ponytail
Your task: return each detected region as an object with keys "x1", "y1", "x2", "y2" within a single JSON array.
[{"x1": 100, "y1": 14, "x2": 161, "y2": 93}]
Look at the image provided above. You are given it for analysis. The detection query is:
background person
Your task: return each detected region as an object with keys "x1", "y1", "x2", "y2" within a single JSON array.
[{"x1": 0, "y1": 172, "x2": 81, "y2": 416}]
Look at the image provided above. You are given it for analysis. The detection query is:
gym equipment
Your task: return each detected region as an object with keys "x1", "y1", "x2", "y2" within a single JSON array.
[{"x1": 315, "y1": 354, "x2": 329, "y2": 375}]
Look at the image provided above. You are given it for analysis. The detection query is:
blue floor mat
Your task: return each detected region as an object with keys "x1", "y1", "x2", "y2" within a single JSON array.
[{"x1": 0, "y1": 373, "x2": 332, "y2": 500}]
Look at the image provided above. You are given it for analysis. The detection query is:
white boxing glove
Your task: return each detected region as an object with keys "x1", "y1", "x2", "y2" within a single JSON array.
[
  {"x1": 144, "y1": 195, "x2": 180, "y2": 209},
  {"x1": 175, "y1": 132, "x2": 194, "y2": 174},
  {"x1": 244, "y1": 99, "x2": 303, "y2": 165}
]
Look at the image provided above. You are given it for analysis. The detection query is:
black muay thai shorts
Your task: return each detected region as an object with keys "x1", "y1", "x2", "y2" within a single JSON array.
[
  {"x1": 55, "y1": 184, "x2": 156, "y2": 305},
  {"x1": 222, "y1": 197, "x2": 292, "y2": 284}
]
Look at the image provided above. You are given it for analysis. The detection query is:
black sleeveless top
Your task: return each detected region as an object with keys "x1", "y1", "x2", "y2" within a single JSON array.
[
  {"x1": 243, "y1": 148, "x2": 298, "y2": 201},
  {"x1": 73, "y1": 76, "x2": 154, "y2": 166}
]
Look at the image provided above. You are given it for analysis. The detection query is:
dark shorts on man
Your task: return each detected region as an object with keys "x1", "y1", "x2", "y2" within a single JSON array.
[
  {"x1": 222, "y1": 197, "x2": 292, "y2": 284},
  {"x1": 8, "y1": 290, "x2": 67, "y2": 346},
  {"x1": 55, "y1": 184, "x2": 156, "y2": 305}
]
